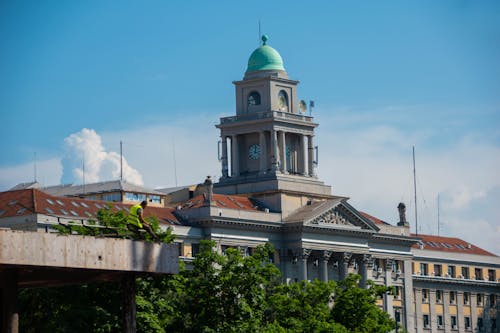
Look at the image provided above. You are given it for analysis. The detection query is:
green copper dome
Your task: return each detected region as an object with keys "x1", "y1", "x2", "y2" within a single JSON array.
[{"x1": 246, "y1": 35, "x2": 285, "y2": 73}]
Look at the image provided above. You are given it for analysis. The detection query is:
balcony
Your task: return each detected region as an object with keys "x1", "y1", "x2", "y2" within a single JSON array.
[{"x1": 220, "y1": 110, "x2": 314, "y2": 125}]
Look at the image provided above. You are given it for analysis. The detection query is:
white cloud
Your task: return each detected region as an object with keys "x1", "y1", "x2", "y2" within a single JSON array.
[{"x1": 62, "y1": 128, "x2": 144, "y2": 185}]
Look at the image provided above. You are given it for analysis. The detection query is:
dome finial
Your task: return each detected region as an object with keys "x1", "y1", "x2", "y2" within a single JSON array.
[{"x1": 261, "y1": 34, "x2": 268, "y2": 45}]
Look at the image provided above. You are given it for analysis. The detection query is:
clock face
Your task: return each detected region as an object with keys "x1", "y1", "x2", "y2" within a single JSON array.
[{"x1": 248, "y1": 144, "x2": 261, "y2": 160}]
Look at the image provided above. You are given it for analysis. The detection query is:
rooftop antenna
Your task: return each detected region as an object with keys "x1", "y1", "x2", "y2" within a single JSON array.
[
  {"x1": 82, "y1": 154, "x2": 86, "y2": 195},
  {"x1": 120, "y1": 140, "x2": 123, "y2": 181},
  {"x1": 173, "y1": 138, "x2": 178, "y2": 187},
  {"x1": 33, "y1": 152, "x2": 37, "y2": 183},
  {"x1": 258, "y1": 20, "x2": 261, "y2": 45},
  {"x1": 437, "y1": 193, "x2": 440, "y2": 236},
  {"x1": 413, "y1": 146, "x2": 418, "y2": 235}
]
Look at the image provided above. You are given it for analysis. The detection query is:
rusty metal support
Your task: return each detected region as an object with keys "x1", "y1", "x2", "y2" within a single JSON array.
[{"x1": 122, "y1": 274, "x2": 136, "y2": 333}]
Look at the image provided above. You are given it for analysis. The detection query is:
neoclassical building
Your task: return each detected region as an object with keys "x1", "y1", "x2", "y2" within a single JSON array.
[{"x1": 1, "y1": 36, "x2": 498, "y2": 332}]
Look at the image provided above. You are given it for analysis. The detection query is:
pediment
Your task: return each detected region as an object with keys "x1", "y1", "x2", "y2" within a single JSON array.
[{"x1": 283, "y1": 198, "x2": 379, "y2": 232}]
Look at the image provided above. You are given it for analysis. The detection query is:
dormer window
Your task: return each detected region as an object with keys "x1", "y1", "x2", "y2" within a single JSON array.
[{"x1": 247, "y1": 91, "x2": 261, "y2": 107}]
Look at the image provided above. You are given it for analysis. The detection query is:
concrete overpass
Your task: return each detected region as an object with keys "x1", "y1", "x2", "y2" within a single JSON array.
[{"x1": 0, "y1": 229, "x2": 179, "y2": 333}]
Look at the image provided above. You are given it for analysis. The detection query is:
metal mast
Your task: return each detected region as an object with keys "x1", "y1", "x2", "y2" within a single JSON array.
[{"x1": 413, "y1": 146, "x2": 418, "y2": 235}]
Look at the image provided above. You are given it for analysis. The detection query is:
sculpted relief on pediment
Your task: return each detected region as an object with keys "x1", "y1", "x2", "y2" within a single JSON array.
[{"x1": 310, "y1": 208, "x2": 350, "y2": 226}]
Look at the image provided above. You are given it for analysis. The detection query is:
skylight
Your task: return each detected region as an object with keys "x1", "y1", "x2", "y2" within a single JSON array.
[
  {"x1": 45, "y1": 208, "x2": 54, "y2": 214},
  {"x1": 46, "y1": 199, "x2": 54, "y2": 205},
  {"x1": 85, "y1": 211, "x2": 93, "y2": 217},
  {"x1": 8, "y1": 200, "x2": 17, "y2": 206},
  {"x1": 0, "y1": 209, "x2": 5, "y2": 217},
  {"x1": 56, "y1": 200, "x2": 64, "y2": 206},
  {"x1": 71, "y1": 201, "x2": 80, "y2": 207},
  {"x1": 70, "y1": 210, "x2": 79, "y2": 216},
  {"x1": 16, "y1": 208, "x2": 26, "y2": 214},
  {"x1": 80, "y1": 202, "x2": 89, "y2": 208},
  {"x1": 95, "y1": 203, "x2": 102, "y2": 209},
  {"x1": 60, "y1": 209, "x2": 69, "y2": 215}
]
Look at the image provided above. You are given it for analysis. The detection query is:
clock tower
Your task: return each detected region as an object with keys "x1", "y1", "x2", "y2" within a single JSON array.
[{"x1": 215, "y1": 36, "x2": 331, "y2": 216}]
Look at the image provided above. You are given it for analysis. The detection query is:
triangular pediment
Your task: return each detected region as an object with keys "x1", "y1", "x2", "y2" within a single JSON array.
[{"x1": 283, "y1": 198, "x2": 379, "y2": 232}]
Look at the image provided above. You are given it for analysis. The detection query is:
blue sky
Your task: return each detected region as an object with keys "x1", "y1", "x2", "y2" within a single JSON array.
[{"x1": 1, "y1": 1, "x2": 499, "y2": 252}]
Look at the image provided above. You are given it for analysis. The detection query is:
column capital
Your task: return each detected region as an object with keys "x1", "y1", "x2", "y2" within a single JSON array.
[
  {"x1": 385, "y1": 258, "x2": 395, "y2": 270},
  {"x1": 321, "y1": 250, "x2": 333, "y2": 261}
]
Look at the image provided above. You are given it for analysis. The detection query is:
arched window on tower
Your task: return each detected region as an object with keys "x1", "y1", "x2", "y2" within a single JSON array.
[
  {"x1": 278, "y1": 90, "x2": 289, "y2": 112},
  {"x1": 247, "y1": 91, "x2": 261, "y2": 110}
]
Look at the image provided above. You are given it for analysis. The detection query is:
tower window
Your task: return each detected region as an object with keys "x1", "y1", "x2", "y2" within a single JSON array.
[
  {"x1": 247, "y1": 91, "x2": 261, "y2": 106},
  {"x1": 278, "y1": 90, "x2": 289, "y2": 112}
]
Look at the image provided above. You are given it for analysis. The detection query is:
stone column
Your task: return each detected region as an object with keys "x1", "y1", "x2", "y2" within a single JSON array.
[
  {"x1": 339, "y1": 252, "x2": 352, "y2": 280},
  {"x1": 384, "y1": 259, "x2": 394, "y2": 317},
  {"x1": 470, "y1": 293, "x2": 477, "y2": 332},
  {"x1": 259, "y1": 131, "x2": 267, "y2": 173},
  {"x1": 307, "y1": 135, "x2": 315, "y2": 177},
  {"x1": 2, "y1": 270, "x2": 19, "y2": 333},
  {"x1": 299, "y1": 249, "x2": 311, "y2": 281},
  {"x1": 301, "y1": 134, "x2": 307, "y2": 175},
  {"x1": 221, "y1": 136, "x2": 228, "y2": 177},
  {"x1": 231, "y1": 135, "x2": 239, "y2": 177},
  {"x1": 321, "y1": 250, "x2": 333, "y2": 282},
  {"x1": 429, "y1": 290, "x2": 437, "y2": 332},
  {"x1": 443, "y1": 291, "x2": 451, "y2": 333},
  {"x1": 457, "y1": 292, "x2": 464, "y2": 332},
  {"x1": 279, "y1": 131, "x2": 287, "y2": 173},
  {"x1": 359, "y1": 254, "x2": 373, "y2": 288},
  {"x1": 271, "y1": 129, "x2": 279, "y2": 172},
  {"x1": 403, "y1": 260, "x2": 415, "y2": 333},
  {"x1": 484, "y1": 293, "x2": 491, "y2": 332},
  {"x1": 415, "y1": 288, "x2": 423, "y2": 333}
]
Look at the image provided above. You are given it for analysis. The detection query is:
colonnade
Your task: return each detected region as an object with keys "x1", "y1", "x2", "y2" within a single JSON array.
[{"x1": 220, "y1": 130, "x2": 316, "y2": 177}]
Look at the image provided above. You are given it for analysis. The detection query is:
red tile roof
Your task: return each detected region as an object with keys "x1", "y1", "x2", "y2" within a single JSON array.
[
  {"x1": 179, "y1": 193, "x2": 261, "y2": 211},
  {"x1": 0, "y1": 189, "x2": 179, "y2": 225},
  {"x1": 412, "y1": 233, "x2": 496, "y2": 257},
  {"x1": 359, "y1": 211, "x2": 390, "y2": 225}
]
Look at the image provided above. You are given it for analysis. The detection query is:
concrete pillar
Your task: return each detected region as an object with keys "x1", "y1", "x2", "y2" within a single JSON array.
[
  {"x1": 271, "y1": 129, "x2": 279, "y2": 172},
  {"x1": 231, "y1": 135, "x2": 239, "y2": 177},
  {"x1": 307, "y1": 135, "x2": 315, "y2": 177},
  {"x1": 339, "y1": 252, "x2": 352, "y2": 280},
  {"x1": 403, "y1": 260, "x2": 415, "y2": 333},
  {"x1": 484, "y1": 293, "x2": 491, "y2": 332},
  {"x1": 321, "y1": 250, "x2": 332, "y2": 282},
  {"x1": 471, "y1": 293, "x2": 477, "y2": 332},
  {"x1": 1, "y1": 270, "x2": 19, "y2": 333},
  {"x1": 443, "y1": 290, "x2": 451, "y2": 333},
  {"x1": 359, "y1": 254, "x2": 373, "y2": 288},
  {"x1": 415, "y1": 288, "x2": 423, "y2": 333},
  {"x1": 457, "y1": 292, "x2": 464, "y2": 332},
  {"x1": 429, "y1": 290, "x2": 437, "y2": 332},
  {"x1": 221, "y1": 136, "x2": 228, "y2": 177},
  {"x1": 122, "y1": 274, "x2": 136, "y2": 333},
  {"x1": 301, "y1": 249, "x2": 311, "y2": 281},
  {"x1": 279, "y1": 131, "x2": 287, "y2": 173},
  {"x1": 259, "y1": 131, "x2": 267, "y2": 173},
  {"x1": 384, "y1": 259, "x2": 394, "y2": 317}
]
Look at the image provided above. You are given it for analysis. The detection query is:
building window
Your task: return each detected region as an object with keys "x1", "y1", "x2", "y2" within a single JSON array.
[
  {"x1": 148, "y1": 195, "x2": 161, "y2": 204},
  {"x1": 191, "y1": 243, "x2": 200, "y2": 257},
  {"x1": 125, "y1": 192, "x2": 146, "y2": 202},
  {"x1": 447, "y1": 265, "x2": 456, "y2": 278},
  {"x1": 450, "y1": 291, "x2": 456, "y2": 304},
  {"x1": 490, "y1": 294, "x2": 496, "y2": 306},
  {"x1": 394, "y1": 286, "x2": 401, "y2": 300},
  {"x1": 475, "y1": 268, "x2": 483, "y2": 280},
  {"x1": 102, "y1": 193, "x2": 122, "y2": 202},
  {"x1": 434, "y1": 264, "x2": 442, "y2": 276},
  {"x1": 488, "y1": 269, "x2": 496, "y2": 281},
  {"x1": 451, "y1": 316, "x2": 457, "y2": 330},
  {"x1": 477, "y1": 293, "x2": 483, "y2": 306},
  {"x1": 437, "y1": 315, "x2": 444, "y2": 329},
  {"x1": 422, "y1": 289, "x2": 429, "y2": 303},
  {"x1": 477, "y1": 318, "x2": 483, "y2": 329},
  {"x1": 436, "y1": 290, "x2": 442, "y2": 303},
  {"x1": 464, "y1": 316, "x2": 471, "y2": 330},
  {"x1": 423, "y1": 314, "x2": 430, "y2": 329},
  {"x1": 247, "y1": 91, "x2": 261, "y2": 107},
  {"x1": 420, "y1": 263, "x2": 428, "y2": 275},
  {"x1": 461, "y1": 266, "x2": 469, "y2": 279},
  {"x1": 464, "y1": 292, "x2": 470, "y2": 305}
]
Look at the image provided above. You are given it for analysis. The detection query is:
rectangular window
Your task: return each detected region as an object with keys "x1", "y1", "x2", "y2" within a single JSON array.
[
  {"x1": 436, "y1": 290, "x2": 442, "y2": 303},
  {"x1": 125, "y1": 192, "x2": 146, "y2": 202},
  {"x1": 477, "y1": 293, "x2": 483, "y2": 306},
  {"x1": 464, "y1": 292, "x2": 470, "y2": 305},
  {"x1": 437, "y1": 315, "x2": 443, "y2": 328},
  {"x1": 477, "y1": 318, "x2": 483, "y2": 329},
  {"x1": 451, "y1": 316, "x2": 457, "y2": 330},
  {"x1": 475, "y1": 268, "x2": 483, "y2": 280},
  {"x1": 102, "y1": 193, "x2": 122, "y2": 202},
  {"x1": 490, "y1": 294, "x2": 496, "y2": 306},
  {"x1": 447, "y1": 265, "x2": 456, "y2": 278},
  {"x1": 488, "y1": 269, "x2": 496, "y2": 281},
  {"x1": 422, "y1": 289, "x2": 429, "y2": 303},
  {"x1": 464, "y1": 317, "x2": 471, "y2": 330},
  {"x1": 420, "y1": 263, "x2": 428, "y2": 275},
  {"x1": 423, "y1": 314, "x2": 430, "y2": 328},
  {"x1": 394, "y1": 286, "x2": 401, "y2": 300},
  {"x1": 450, "y1": 291, "x2": 456, "y2": 304},
  {"x1": 434, "y1": 264, "x2": 442, "y2": 276},
  {"x1": 461, "y1": 266, "x2": 469, "y2": 279},
  {"x1": 148, "y1": 195, "x2": 161, "y2": 204}
]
